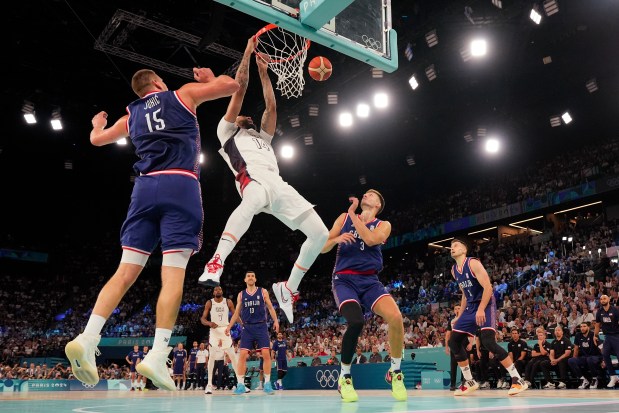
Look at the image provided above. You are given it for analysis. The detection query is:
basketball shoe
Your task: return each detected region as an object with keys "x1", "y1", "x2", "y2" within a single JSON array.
[
  {"x1": 204, "y1": 384, "x2": 213, "y2": 394},
  {"x1": 338, "y1": 375, "x2": 358, "y2": 402},
  {"x1": 198, "y1": 254, "x2": 224, "y2": 287},
  {"x1": 507, "y1": 377, "x2": 528, "y2": 396},
  {"x1": 136, "y1": 347, "x2": 176, "y2": 391},
  {"x1": 64, "y1": 333, "x2": 101, "y2": 385},
  {"x1": 454, "y1": 379, "x2": 479, "y2": 396},
  {"x1": 233, "y1": 383, "x2": 249, "y2": 395},
  {"x1": 272, "y1": 281, "x2": 299, "y2": 323},
  {"x1": 264, "y1": 381, "x2": 274, "y2": 395},
  {"x1": 385, "y1": 370, "x2": 407, "y2": 401}
]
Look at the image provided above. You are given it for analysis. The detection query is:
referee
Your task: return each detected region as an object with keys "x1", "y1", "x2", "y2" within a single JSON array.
[{"x1": 594, "y1": 294, "x2": 619, "y2": 387}]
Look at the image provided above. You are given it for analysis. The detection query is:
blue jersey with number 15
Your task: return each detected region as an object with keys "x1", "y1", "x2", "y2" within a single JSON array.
[{"x1": 126, "y1": 90, "x2": 201, "y2": 176}]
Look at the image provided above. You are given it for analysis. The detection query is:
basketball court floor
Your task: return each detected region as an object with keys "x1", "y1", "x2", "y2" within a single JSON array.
[{"x1": 2, "y1": 389, "x2": 618, "y2": 413}]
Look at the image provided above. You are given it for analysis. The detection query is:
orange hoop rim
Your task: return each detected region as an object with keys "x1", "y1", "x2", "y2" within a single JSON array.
[{"x1": 254, "y1": 23, "x2": 311, "y2": 64}]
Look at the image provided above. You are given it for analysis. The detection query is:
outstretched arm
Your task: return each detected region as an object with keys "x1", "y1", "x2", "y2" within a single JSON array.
[
  {"x1": 223, "y1": 38, "x2": 256, "y2": 123},
  {"x1": 90, "y1": 112, "x2": 129, "y2": 146},
  {"x1": 256, "y1": 54, "x2": 276, "y2": 136}
]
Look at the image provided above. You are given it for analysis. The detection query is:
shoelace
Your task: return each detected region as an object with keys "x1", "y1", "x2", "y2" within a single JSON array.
[{"x1": 207, "y1": 255, "x2": 223, "y2": 272}]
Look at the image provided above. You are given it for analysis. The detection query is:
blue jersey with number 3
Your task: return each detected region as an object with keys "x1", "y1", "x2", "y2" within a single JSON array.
[
  {"x1": 333, "y1": 214, "x2": 384, "y2": 275},
  {"x1": 453, "y1": 257, "x2": 484, "y2": 303},
  {"x1": 126, "y1": 90, "x2": 200, "y2": 176}
]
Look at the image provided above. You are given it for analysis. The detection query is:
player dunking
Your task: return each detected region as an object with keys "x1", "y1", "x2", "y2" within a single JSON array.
[
  {"x1": 200, "y1": 286, "x2": 241, "y2": 394},
  {"x1": 126, "y1": 345, "x2": 142, "y2": 391},
  {"x1": 225, "y1": 271, "x2": 279, "y2": 395},
  {"x1": 64, "y1": 67, "x2": 239, "y2": 391},
  {"x1": 321, "y1": 191, "x2": 407, "y2": 402},
  {"x1": 197, "y1": 38, "x2": 328, "y2": 324},
  {"x1": 447, "y1": 236, "x2": 527, "y2": 396}
]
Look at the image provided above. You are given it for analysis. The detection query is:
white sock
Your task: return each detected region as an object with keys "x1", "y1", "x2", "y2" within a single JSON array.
[
  {"x1": 264, "y1": 374, "x2": 270, "y2": 382},
  {"x1": 390, "y1": 357, "x2": 402, "y2": 371},
  {"x1": 277, "y1": 379, "x2": 282, "y2": 385},
  {"x1": 153, "y1": 328, "x2": 172, "y2": 351},
  {"x1": 212, "y1": 234, "x2": 237, "y2": 264},
  {"x1": 207, "y1": 356, "x2": 215, "y2": 388},
  {"x1": 341, "y1": 363, "x2": 351, "y2": 377},
  {"x1": 83, "y1": 314, "x2": 106, "y2": 336},
  {"x1": 237, "y1": 375, "x2": 245, "y2": 385},
  {"x1": 506, "y1": 363, "x2": 521, "y2": 379},
  {"x1": 287, "y1": 212, "x2": 329, "y2": 292},
  {"x1": 460, "y1": 365, "x2": 473, "y2": 381}
]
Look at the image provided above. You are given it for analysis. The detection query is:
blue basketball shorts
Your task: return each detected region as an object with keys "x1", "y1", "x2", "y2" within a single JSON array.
[
  {"x1": 331, "y1": 273, "x2": 390, "y2": 313},
  {"x1": 453, "y1": 296, "x2": 497, "y2": 336},
  {"x1": 239, "y1": 323, "x2": 270, "y2": 351}
]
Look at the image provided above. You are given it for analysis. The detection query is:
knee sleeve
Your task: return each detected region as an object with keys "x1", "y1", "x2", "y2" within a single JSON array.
[
  {"x1": 121, "y1": 248, "x2": 149, "y2": 267},
  {"x1": 448, "y1": 332, "x2": 469, "y2": 362},
  {"x1": 161, "y1": 248, "x2": 193, "y2": 269},
  {"x1": 340, "y1": 302, "x2": 365, "y2": 364},
  {"x1": 480, "y1": 330, "x2": 508, "y2": 361}
]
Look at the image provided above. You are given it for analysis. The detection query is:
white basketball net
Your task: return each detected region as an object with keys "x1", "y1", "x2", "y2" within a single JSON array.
[{"x1": 255, "y1": 25, "x2": 310, "y2": 99}]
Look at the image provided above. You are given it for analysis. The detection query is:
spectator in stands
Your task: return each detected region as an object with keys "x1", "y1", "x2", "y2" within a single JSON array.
[
  {"x1": 568, "y1": 322, "x2": 603, "y2": 389},
  {"x1": 311, "y1": 350, "x2": 322, "y2": 367},
  {"x1": 327, "y1": 349, "x2": 340, "y2": 365},
  {"x1": 353, "y1": 347, "x2": 367, "y2": 364},
  {"x1": 369, "y1": 346, "x2": 383, "y2": 363}
]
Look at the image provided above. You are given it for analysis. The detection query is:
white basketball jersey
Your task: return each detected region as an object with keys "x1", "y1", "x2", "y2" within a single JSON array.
[
  {"x1": 210, "y1": 298, "x2": 229, "y2": 327},
  {"x1": 217, "y1": 118, "x2": 279, "y2": 182}
]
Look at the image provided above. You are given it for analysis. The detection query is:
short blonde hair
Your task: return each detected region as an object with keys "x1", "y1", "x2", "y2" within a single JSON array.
[{"x1": 131, "y1": 69, "x2": 157, "y2": 97}]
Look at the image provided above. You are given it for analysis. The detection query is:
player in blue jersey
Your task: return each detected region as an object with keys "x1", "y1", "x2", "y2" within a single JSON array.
[
  {"x1": 186, "y1": 341, "x2": 199, "y2": 390},
  {"x1": 197, "y1": 39, "x2": 329, "y2": 325},
  {"x1": 594, "y1": 294, "x2": 619, "y2": 387},
  {"x1": 126, "y1": 345, "x2": 142, "y2": 391},
  {"x1": 138, "y1": 346, "x2": 149, "y2": 390},
  {"x1": 225, "y1": 271, "x2": 279, "y2": 395},
  {"x1": 172, "y1": 343, "x2": 188, "y2": 390},
  {"x1": 447, "y1": 236, "x2": 527, "y2": 396},
  {"x1": 272, "y1": 332, "x2": 290, "y2": 390},
  {"x1": 321, "y1": 191, "x2": 406, "y2": 402},
  {"x1": 64, "y1": 67, "x2": 239, "y2": 391}
]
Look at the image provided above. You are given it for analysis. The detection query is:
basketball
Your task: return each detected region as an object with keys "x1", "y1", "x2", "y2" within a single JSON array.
[{"x1": 308, "y1": 56, "x2": 333, "y2": 81}]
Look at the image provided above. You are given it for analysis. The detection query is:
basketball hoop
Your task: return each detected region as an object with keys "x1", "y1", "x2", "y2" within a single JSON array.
[{"x1": 254, "y1": 24, "x2": 311, "y2": 99}]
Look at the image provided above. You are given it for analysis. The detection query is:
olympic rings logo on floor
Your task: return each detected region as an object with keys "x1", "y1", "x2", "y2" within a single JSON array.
[{"x1": 315, "y1": 369, "x2": 339, "y2": 388}]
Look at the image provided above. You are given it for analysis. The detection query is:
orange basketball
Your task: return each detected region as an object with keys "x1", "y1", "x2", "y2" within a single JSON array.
[{"x1": 308, "y1": 56, "x2": 333, "y2": 81}]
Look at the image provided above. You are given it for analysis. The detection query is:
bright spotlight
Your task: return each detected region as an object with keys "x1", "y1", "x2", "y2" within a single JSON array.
[
  {"x1": 470, "y1": 39, "x2": 487, "y2": 57},
  {"x1": 562, "y1": 112, "x2": 572, "y2": 124},
  {"x1": 485, "y1": 138, "x2": 500, "y2": 154},
  {"x1": 199, "y1": 153, "x2": 205, "y2": 164},
  {"x1": 408, "y1": 75, "x2": 419, "y2": 90},
  {"x1": 339, "y1": 112, "x2": 353, "y2": 127},
  {"x1": 116, "y1": 138, "x2": 128, "y2": 146},
  {"x1": 281, "y1": 145, "x2": 294, "y2": 159},
  {"x1": 530, "y1": 8, "x2": 542, "y2": 24},
  {"x1": 373, "y1": 93, "x2": 389, "y2": 109},
  {"x1": 356, "y1": 103, "x2": 370, "y2": 118}
]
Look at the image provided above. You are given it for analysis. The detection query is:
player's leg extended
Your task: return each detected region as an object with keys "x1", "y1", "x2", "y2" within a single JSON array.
[
  {"x1": 199, "y1": 182, "x2": 269, "y2": 287},
  {"x1": 233, "y1": 350, "x2": 250, "y2": 394},
  {"x1": 224, "y1": 347, "x2": 244, "y2": 388},
  {"x1": 138, "y1": 251, "x2": 191, "y2": 391},
  {"x1": 373, "y1": 296, "x2": 407, "y2": 401},
  {"x1": 479, "y1": 329, "x2": 527, "y2": 395},
  {"x1": 261, "y1": 348, "x2": 275, "y2": 394},
  {"x1": 338, "y1": 302, "x2": 364, "y2": 402},
  {"x1": 65, "y1": 259, "x2": 144, "y2": 386},
  {"x1": 448, "y1": 330, "x2": 479, "y2": 396}
]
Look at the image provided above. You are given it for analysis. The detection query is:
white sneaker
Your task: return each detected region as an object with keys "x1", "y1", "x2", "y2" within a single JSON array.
[
  {"x1": 607, "y1": 375, "x2": 619, "y2": 388},
  {"x1": 543, "y1": 382, "x2": 555, "y2": 389},
  {"x1": 556, "y1": 381, "x2": 566, "y2": 389},
  {"x1": 198, "y1": 254, "x2": 224, "y2": 287},
  {"x1": 590, "y1": 378, "x2": 598, "y2": 389},
  {"x1": 507, "y1": 378, "x2": 528, "y2": 396},
  {"x1": 479, "y1": 381, "x2": 491, "y2": 389},
  {"x1": 496, "y1": 379, "x2": 504, "y2": 389},
  {"x1": 136, "y1": 347, "x2": 176, "y2": 391},
  {"x1": 502, "y1": 380, "x2": 511, "y2": 389},
  {"x1": 578, "y1": 377, "x2": 590, "y2": 389},
  {"x1": 272, "y1": 282, "x2": 298, "y2": 323},
  {"x1": 64, "y1": 333, "x2": 101, "y2": 385},
  {"x1": 205, "y1": 384, "x2": 213, "y2": 394},
  {"x1": 454, "y1": 380, "x2": 479, "y2": 396}
]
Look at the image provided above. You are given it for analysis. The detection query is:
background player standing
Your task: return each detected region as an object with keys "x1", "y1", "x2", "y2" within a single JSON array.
[
  {"x1": 594, "y1": 294, "x2": 619, "y2": 387},
  {"x1": 447, "y1": 236, "x2": 527, "y2": 396},
  {"x1": 172, "y1": 343, "x2": 187, "y2": 390},
  {"x1": 200, "y1": 286, "x2": 241, "y2": 394},
  {"x1": 125, "y1": 344, "x2": 142, "y2": 391},
  {"x1": 225, "y1": 271, "x2": 279, "y2": 395},
  {"x1": 272, "y1": 332, "x2": 290, "y2": 390},
  {"x1": 321, "y1": 191, "x2": 407, "y2": 402}
]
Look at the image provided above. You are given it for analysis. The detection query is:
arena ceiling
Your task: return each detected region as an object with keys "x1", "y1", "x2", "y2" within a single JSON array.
[{"x1": 4, "y1": 0, "x2": 619, "y2": 240}]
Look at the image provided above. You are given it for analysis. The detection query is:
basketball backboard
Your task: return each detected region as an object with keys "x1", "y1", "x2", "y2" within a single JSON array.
[{"x1": 213, "y1": 0, "x2": 398, "y2": 72}]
